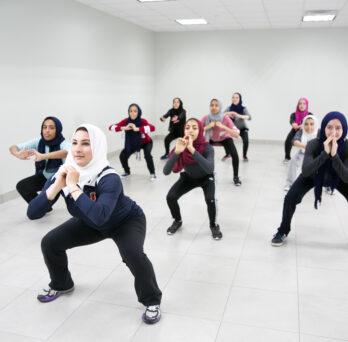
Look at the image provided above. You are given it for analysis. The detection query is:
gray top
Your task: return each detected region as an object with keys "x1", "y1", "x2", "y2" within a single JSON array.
[
  {"x1": 163, "y1": 144, "x2": 214, "y2": 179},
  {"x1": 302, "y1": 138, "x2": 348, "y2": 183},
  {"x1": 224, "y1": 107, "x2": 251, "y2": 130}
]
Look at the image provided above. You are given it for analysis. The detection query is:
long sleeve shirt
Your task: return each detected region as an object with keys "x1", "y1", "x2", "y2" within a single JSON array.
[
  {"x1": 163, "y1": 144, "x2": 214, "y2": 179},
  {"x1": 302, "y1": 138, "x2": 348, "y2": 184},
  {"x1": 109, "y1": 118, "x2": 155, "y2": 145},
  {"x1": 224, "y1": 107, "x2": 252, "y2": 130},
  {"x1": 27, "y1": 167, "x2": 143, "y2": 233},
  {"x1": 201, "y1": 115, "x2": 239, "y2": 142},
  {"x1": 16, "y1": 138, "x2": 71, "y2": 179}
]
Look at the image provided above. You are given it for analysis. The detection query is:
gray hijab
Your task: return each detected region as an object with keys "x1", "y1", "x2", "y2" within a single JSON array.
[{"x1": 205, "y1": 99, "x2": 224, "y2": 142}]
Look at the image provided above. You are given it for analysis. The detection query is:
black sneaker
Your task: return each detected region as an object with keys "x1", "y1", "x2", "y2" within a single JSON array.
[
  {"x1": 160, "y1": 154, "x2": 169, "y2": 160},
  {"x1": 37, "y1": 286, "x2": 75, "y2": 303},
  {"x1": 121, "y1": 172, "x2": 131, "y2": 178},
  {"x1": 142, "y1": 305, "x2": 161, "y2": 324},
  {"x1": 167, "y1": 220, "x2": 182, "y2": 235},
  {"x1": 210, "y1": 224, "x2": 222, "y2": 240},
  {"x1": 233, "y1": 176, "x2": 242, "y2": 186},
  {"x1": 271, "y1": 232, "x2": 287, "y2": 246}
]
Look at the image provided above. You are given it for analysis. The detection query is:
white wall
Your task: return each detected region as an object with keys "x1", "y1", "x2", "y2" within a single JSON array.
[
  {"x1": 154, "y1": 29, "x2": 348, "y2": 140},
  {"x1": 0, "y1": 0, "x2": 155, "y2": 195}
]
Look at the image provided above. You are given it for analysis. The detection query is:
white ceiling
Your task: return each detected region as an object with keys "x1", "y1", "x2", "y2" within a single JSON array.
[{"x1": 75, "y1": 0, "x2": 348, "y2": 32}]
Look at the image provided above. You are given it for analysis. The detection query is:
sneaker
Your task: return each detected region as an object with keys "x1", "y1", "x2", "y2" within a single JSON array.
[
  {"x1": 210, "y1": 224, "x2": 223, "y2": 240},
  {"x1": 283, "y1": 158, "x2": 290, "y2": 164},
  {"x1": 160, "y1": 154, "x2": 169, "y2": 160},
  {"x1": 167, "y1": 220, "x2": 182, "y2": 235},
  {"x1": 37, "y1": 286, "x2": 75, "y2": 303},
  {"x1": 142, "y1": 305, "x2": 161, "y2": 324},
  {"x1": 284, "y1": 185, "x2": 290, "y2": 192},
  {"x1": 326, "y1": 187, "x2": 334, "y2": 195},
  {"x1": 233, "y1": 176, "x2": 242, "y2": 186},
  {"x1": 271, "y1": 232, "x2": 287, "y2": 246},
  {"x1": 121, "y1": 172, "x2": 131, "y2": 178},
  {"x1": 150, "y1": 174, "x2": 157, "y2": 181},
  {"x1": 221, "y1": 154, "x2": 231, "y2": 161},
  {"x1": 243, "y1": 156, "x2": 249, "y2": 162}
]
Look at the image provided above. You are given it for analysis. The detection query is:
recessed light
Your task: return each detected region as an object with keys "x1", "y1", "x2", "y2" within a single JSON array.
[
  {"x1": 137, "y1": 0, "x2": 172, "y2": 2},
  {"x1": 176, "y1": 18, "x2": 208, "y2": 25},
  {"x1": 302, "y1": 11, "x2": 336, "y2": 22}
]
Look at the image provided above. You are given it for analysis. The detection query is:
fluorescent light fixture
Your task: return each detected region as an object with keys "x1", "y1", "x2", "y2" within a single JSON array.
[
  {"x1": 176, "y1": 18, "x2": 208, "y2": 25},
  {"x1": 137, "y1": 0, "x2": 172, "y2": 2},
  {"x1": 302, "y1": 11, "x2": 336, "y2": 22}
]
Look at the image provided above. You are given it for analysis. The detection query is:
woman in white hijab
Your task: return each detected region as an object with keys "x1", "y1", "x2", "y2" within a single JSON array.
[
  {"x1": 284, "y1": 115, "x2": 319, "y2": 191},
  {"x1": 27, "y1": 124, "x2": 162, "y2": 324}
]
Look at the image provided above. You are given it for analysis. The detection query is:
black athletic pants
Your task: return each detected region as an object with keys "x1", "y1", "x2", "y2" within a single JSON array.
[
  {"x1": 120, "y1": 140, "x2": 155, "y2": 174},
  {"x1": 16, "y1": 173, "x2": 47, "y2": 203},
  {"x1": 166, "y1": 172, "x2": 217, "y2": 227},
  {"x1": 277, "y1": 174, "x2": 348, "y2": 236},
  {"x1": 41, "y1": 214, "x2": 162, "y2": 306},
  {"x1": 284, "y1": 128, "x2": 297, "y2": 160},
  {"x1": 210, "y1": 138, "x2": 239, "y2": 177}
]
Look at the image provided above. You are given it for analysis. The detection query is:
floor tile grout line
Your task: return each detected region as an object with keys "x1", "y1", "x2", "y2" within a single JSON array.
[
  {"x1": 213, "y1": 168, "x2": 265, "y2": 342},
  {"x1": 130, "y1": 217, "x2": 209, "y2": 341},
  {"x1": 44, "y1": 266, "x2": 116, "y2": 341}
]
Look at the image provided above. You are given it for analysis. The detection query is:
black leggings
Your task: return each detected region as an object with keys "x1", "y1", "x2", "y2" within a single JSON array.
[
  {"x1": 223, "y1": 129, "x2": 249, "y2": 158},
  {"x1": 284, "y1": 128, "x2": 297, "y2": 160},
  {"x1": 240, "y1": 129, "x2": 249, "y2": 158},
  {"x1": 41, "y1": 214, "x2": 162, "y2": 306},
  {"x1": 277, "y1": 174, "x2": 348, "y2": 235},
  {"x1": 164, "y1": 132, "x2": 181, "y2": 155},
  {"x1": 16, "y1": 173, "x2": 47, "y2": 203},
  {"x1": 166, "y1": 173, "x2": 217, "y2": 227},
  {"x1": 120, "y1": 140, "x2": 155, "y2": 174},
  {"x1": 210, "y1": 138, "x2": 239, "y2": 177}
]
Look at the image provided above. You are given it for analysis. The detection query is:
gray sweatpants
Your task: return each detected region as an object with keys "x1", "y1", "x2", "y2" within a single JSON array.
[{"x1": 285, "y1": 150, "x2": 304, "y2": 188}]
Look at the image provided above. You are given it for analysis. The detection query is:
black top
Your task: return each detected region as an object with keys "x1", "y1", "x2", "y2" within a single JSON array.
[
  {"x1": 302, "y1": 138, "x2": 348, "y2": 184},
  {"x1": 163, "y1": 109, "x2": 186, "y2": 135},
  {"x1": 289, "y1": 112, "x2": 314, "y2": 125},
  {"x1": 163, "y1": 144, "x2": 214, "y2": 179},
  {"x1": 27, "y1": 167, "x2": 143, "y2": 233}
]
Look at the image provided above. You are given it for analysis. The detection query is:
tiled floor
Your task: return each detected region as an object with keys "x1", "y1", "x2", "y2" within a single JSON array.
[{"x1": 0, "y1": 140, "x2": 348, "y2": 341}]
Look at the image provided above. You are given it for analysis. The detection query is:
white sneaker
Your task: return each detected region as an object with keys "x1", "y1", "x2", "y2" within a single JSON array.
[
  {"x1": 150, "y1": 174, "x2": 157, "y2": 181},
  {"x1": 142, "y1": 305, "x2": 161, "y2": 324}
]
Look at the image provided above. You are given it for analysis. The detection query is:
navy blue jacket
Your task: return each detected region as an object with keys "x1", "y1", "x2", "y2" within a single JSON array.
[{"x1": 27, "y1": 167, "x2": 143, "y2": 233}]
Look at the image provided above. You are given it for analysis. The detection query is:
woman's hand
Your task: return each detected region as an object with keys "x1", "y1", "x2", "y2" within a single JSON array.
[
  {"x1": 215, "y1": 121, "x2": 223, "y2": 128},
  {"x1": 171, "y1": 115, "x2": 178, "y2": 122},
  {"x1": 46, "y1": 167, "x2": 67, "y2": 200},
  {"x1": 54, "y1": 166, "x2": 68, "y2": 190},
  {"x1": 65, "y1": 166, "x2": 80, "y2": 189},
  {"x1": 331, "y1": 138, "x2": 338, "y2": 157},
  {"x1": 16, "y1": 146, "x2": 34, "y2": 160},
  {"x1": 31, "y1": 149, "x2": 45, "y2": 162},
  {"x1": 292, "y1": 123, "x2": 300, "y2": 130},
  {"x1": 324, "y1": 135, "x2": 333, "y2": 155},
  {"x1": 160, "y1": 116, "x2": 166, "y2": 122},
  {"x1": 185, "y1": 135, "x2": 195, "y2": 154},
  {"x1": 174, "y1": 138, "x2": 187, "y2": 155}
]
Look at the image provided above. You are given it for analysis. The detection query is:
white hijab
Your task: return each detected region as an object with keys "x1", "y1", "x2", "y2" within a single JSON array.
[
  {"x1": 300, "y1": 115, "x2": 319, "y2": 152},
  {"x1": 57, "y1": 124, "x2": 110, "y2": 195}
]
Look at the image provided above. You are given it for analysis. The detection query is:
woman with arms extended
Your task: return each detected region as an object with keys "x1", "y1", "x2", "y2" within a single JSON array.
[{"x1": 9, "y1": 116, "x2": 69, "y2": 204}]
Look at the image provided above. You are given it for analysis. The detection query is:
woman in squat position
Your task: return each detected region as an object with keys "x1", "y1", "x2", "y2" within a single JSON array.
[
  {"x1": 164, "y1": 118, "x2": 222, "y2": 240},
  {"x1": 28, "y1": 124, "x2": 162, "y2": 324}
]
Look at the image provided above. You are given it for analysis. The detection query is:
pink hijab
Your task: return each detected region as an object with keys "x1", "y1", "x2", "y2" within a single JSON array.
[{"x1": 295, "y1": 98, "x2": 309, "y2": 125}]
